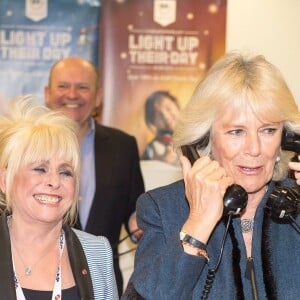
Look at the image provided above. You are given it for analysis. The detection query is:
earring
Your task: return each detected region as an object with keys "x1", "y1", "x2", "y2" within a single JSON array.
[{"x1": 276, "y1": 156, "x2": 281, "y2": 163}]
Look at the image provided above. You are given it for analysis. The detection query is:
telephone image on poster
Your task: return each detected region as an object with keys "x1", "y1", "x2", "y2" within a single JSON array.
[{"x1": 142, "y1": 90, "x2": 181, "y2": 166}]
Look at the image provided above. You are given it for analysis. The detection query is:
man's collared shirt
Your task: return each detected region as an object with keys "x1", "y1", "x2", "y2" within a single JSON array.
[{"x1": 79, "y1": 118, "x2": 96, "y2": 230}]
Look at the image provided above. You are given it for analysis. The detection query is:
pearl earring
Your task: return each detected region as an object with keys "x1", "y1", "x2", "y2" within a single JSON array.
[{"x1": 276, "y1": 156, "x2": 281, "y2": 163}]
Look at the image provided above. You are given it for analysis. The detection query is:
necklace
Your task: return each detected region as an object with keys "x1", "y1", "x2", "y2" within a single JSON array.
[
  {"x1": 241, "y1": 218, "x2": 254, "y2": 233},
  {"x1": 8, "y1": 216, "x2": 58, "y2": 276},
  {"x1": 13, "y1": 231, "x2": 65, "y2": 300},
  {"x1": 12, "y1": 241, "x2": 52, "y2": 276}
]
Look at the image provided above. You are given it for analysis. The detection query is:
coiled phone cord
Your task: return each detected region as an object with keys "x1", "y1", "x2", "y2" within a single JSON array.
[{"x1": 200, "y1": 214, "x2": 233, "y2": 300}]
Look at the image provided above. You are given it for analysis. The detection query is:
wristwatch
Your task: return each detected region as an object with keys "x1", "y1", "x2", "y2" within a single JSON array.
[{"x1": 179, "y1": 231, "x2": 206, "y2": 249}]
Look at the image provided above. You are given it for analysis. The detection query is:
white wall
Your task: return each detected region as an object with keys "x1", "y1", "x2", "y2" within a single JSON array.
[
  {"x1": 227, "y1": 0, "x2": 300, "y2": 105},
  {"x1": 120, "y1": 0, "x2": 300, "y2": 291}
]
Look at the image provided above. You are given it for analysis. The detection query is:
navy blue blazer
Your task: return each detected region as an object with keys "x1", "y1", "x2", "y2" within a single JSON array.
[{"x1": 124, "y1": 179, "x2": 300, "y2": 299}]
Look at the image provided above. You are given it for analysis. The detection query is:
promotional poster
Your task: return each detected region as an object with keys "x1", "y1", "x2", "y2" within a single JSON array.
[
  {"x1": 101, "y1": 0, "x2": 227, "y2": 167},
  {"x1": 0, "y1": 0, "x2": 100, "y2": 105}
]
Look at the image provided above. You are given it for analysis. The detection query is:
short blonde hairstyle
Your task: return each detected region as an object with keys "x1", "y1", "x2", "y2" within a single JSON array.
[
  {"x1": 0, "y1": 97, "x2": 80, "y2": 224},
  {"x1": 174, "y1": 51, "x2": 300, "y2": 180}
]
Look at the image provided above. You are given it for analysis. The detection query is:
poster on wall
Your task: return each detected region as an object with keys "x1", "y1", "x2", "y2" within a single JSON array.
[
  {"x1": 101, "y1": 0, "x2": 227, "y2": 181},
  {"x1": 0, "y1": 0, "x2": 101, "y2": 106}
]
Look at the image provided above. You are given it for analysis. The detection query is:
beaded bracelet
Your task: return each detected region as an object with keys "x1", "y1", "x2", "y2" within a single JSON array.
[{"x1": 181, "y1": 241, "x2": 210, "y2": 261}]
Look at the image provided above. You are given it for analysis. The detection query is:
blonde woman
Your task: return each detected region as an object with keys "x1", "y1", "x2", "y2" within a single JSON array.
[
  {"x1": 0, "y1": 98, "x2": 118, "y2": 299},
  {"x1": 124, "y1": 52, "x2": 300, "y2": 299}
]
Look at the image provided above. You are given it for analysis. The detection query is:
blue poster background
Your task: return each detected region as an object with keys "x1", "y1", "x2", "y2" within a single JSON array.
[{"x1": 0, "y1": 0, "x2": 100, "y2": 105}]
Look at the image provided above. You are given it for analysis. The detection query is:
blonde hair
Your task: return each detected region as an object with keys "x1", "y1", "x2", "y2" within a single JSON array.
[
  {"x1": 0, "y1": 96, "x2": 80, "y2": 224},
  {"x1": 174, "y1": 51, "x2": 300, "y2": 180}
]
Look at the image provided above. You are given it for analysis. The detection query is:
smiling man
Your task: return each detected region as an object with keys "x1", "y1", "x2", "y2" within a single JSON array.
[{"x1": 45, "y1": 57, "x2": 100, "y2": 142}]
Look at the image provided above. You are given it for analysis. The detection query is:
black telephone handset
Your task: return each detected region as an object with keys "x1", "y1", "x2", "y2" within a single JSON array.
[
  {"x1": 281, "y1": 128, "x2": 300, "y2": 153},
  {"x1": 182, "y1": 136, "x2": 248, "y2": 300},
  {"x1": 181, "y1": 135, "x2": 248, "y2": 216},
  {"x1": 266, "y1": 128, "x2": 300, "y2": 226},
  {"x1": 266, "y1": 185, "x2": 299, "y2": 222}
]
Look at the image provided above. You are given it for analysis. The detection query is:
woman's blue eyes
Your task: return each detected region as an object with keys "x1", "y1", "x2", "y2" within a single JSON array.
[
  {"x1": 228, "y1": 129, "x2": 243, "y2": 135},
  {"x1": 61, "y1": 170, "x2": 73, "y2": 177},
  {"x1": 228, "y1": 128, "x2": 278, "y2": 136},
  {"x1": 33, "y1": 167, "x2": 73, "y2": 177},
  {"x1": 263, "y1": 128, "x2": 277, "y2": 134}
]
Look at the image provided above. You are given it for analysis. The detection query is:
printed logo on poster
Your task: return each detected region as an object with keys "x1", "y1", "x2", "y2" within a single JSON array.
[
  {"x1": 25, "y1": 0, "x2": 48, "y2": 22},
  {"x1": 153, "y1": 0, "x2": 176, "y2": 27}
]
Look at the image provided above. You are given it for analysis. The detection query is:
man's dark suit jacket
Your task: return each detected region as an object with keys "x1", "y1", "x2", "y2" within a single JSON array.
[{"x1": 75, "y1": 123, "x2": 145, "y2": 296}]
